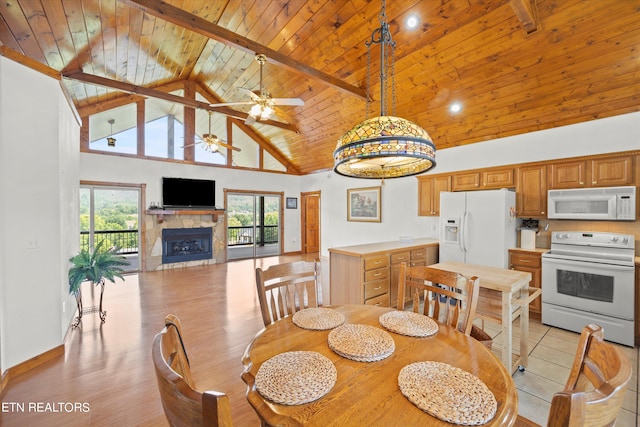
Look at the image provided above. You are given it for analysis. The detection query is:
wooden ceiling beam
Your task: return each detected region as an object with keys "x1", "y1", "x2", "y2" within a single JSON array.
[
  {"x1": 509, "y1": 0, "x2": 540, "y2": 34},
  {"x1": 61, "y1": 70, "x2": 299, "y2": 133},
  {"x1": 122, "y1": 0, "x2": 367, "y2": 100}
]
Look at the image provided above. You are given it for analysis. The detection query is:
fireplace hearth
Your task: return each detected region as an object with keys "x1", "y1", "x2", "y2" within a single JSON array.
[{"x1": 162, "y1": 227, "x2": 212, "y2": 264}]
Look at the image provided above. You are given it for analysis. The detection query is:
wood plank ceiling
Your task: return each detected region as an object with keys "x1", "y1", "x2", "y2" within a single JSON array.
[{"x1": 0, "y1": 0, "x2": 638, "y2": 175}]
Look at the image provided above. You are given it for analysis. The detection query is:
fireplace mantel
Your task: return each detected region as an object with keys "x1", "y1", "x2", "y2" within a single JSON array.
[{"x1": 146, "y1": 209, "x2": 225, "y2": 223}]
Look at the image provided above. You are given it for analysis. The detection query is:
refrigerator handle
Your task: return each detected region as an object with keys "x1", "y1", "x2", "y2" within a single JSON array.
[
  {"x1": 460, "y1": 212, "x2": 469, "y2": 252},
  {"x1": 459, "y1": 212, "x2": 467, "y2": 253}
]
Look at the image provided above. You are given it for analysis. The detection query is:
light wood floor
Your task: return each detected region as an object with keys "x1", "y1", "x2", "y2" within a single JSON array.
[{"x1": 1, "y1": 254, "x2": 638, "y2": 426}]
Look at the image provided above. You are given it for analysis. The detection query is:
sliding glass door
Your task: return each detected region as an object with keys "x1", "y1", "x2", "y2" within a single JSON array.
[
  {"x1": 80, "y1": 185, "x2": 141, "y2": 272},
  {"x1": 226, "y1": 191, "x2": 282, "y2": 260}
]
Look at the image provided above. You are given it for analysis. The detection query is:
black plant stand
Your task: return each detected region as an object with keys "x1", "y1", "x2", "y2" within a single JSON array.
[{"x1": 72, "y1": 280, "x2": 107, "y2": 328}]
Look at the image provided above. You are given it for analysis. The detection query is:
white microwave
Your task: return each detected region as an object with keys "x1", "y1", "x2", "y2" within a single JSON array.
[{"x1": 547, "y1": 186, "x2": 636, "y2": 220}]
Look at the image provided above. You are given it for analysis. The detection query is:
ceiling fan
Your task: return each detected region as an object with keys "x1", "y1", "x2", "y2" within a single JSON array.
[
  {"x1": 182, "y1": 111, "x2": 241, "y2": 152},
  {"x1": 210, "y1": 54, "x2": 304, "y2": 125}
]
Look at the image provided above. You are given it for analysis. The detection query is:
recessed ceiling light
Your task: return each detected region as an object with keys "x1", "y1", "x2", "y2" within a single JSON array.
[
  {"x1": 406, "y1": 14, "x2": 420, "y2": 29},
  {"x1": 449, "y1": 102, "x2": 462, "y2": 113}
]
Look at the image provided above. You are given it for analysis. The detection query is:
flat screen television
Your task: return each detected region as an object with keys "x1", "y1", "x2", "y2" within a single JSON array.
[{"x1": 162, "y1": 177, "x2": 216, "y2": 209}]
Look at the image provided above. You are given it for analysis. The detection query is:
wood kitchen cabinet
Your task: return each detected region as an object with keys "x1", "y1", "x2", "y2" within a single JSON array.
[
  {"x1": 451, "y1": 172, "x2": 481, "y2": 191},
  {"x1": 590, "y1": 156, "x2": 634, "y2": 186},
  {"x1": 451, "y1": 168, "x2": 514, "y2": 191},
  {"x1": 509, "y1": 249, "x2": 543, "y2": 316},
  {"x1": 329, "y1": 239, "x2": 439, "y2": 307},
  {"x1": 548, "y1": 156, "x2": 634, "y2": 189},
  {"x1": 516, "y1": 164, "x2": 547, "y2": 218},
  {"x1": 417, "y1": 175, "x2": 450, "y2": 216}
]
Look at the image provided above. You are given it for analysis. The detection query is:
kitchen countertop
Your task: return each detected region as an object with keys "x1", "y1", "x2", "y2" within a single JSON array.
[
  {"x1": 328, "y1": 237, "x2": 439, "y2": 256},
  {"x1": 509, "y1": 247, "x2": 549, "y2": 254}
]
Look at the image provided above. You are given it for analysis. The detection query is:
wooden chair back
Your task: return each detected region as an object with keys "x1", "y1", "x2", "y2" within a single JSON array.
[
  {"x1": 397, "y1": 263, "x2": 479, "y2": 335},
  {"x1": 546, "y1": 323, "x2": 632, "y2": 427},
  {"x1": 255, "y1": 260, "x2": 322, "y2": 326},
  {"x1": 152, "y1": 314, "x2": 233, "y2": 427}
]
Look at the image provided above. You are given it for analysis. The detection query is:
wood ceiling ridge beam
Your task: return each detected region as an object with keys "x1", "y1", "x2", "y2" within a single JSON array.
[
  {"x1": 509, "y1": 0, "x2": 540, "y2": 35},
  {"x1": 62, "y1": 71, "x2": 299, "y2": 133},
  {"x1": 121, "y1": 0, "x2": 367, "y2": 100}
]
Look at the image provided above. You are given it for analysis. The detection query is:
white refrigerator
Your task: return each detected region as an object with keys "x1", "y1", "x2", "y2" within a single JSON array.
[{"x1": 439, "y1": 189, "x2": 517, "y2": 269}]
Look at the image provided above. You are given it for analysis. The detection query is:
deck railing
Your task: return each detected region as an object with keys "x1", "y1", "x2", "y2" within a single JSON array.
[
  {"x1": 80, "y1": 225, "x2": 279, "y2": 252},
  {"x1": 227, "y1": 225, "x2": 278, "y2": 246},
  {"x1": 80, "y1": 230, "x2": 138, "y2": 254}
]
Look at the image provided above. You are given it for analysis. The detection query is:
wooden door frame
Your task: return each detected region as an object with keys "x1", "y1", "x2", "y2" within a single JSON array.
[
  {"x1": 80, "y1": 180, "x2": 146, "y2": 271},
  {"x1": 223, "y1": 189, "x2": 284, "y2": 259},
  {"x1": 300, "y1": 191, "x2": 321, "y2": 254}
]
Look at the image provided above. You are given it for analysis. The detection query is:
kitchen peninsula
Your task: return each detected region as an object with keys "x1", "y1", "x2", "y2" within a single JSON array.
[{"x1": 329, "y1": 238, "x2": 439, "y2": 307}]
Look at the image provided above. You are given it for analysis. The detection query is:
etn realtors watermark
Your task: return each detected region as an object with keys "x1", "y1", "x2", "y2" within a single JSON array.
[{"x1": 2, "y1": 401, "x2": 90, "y2": 413}]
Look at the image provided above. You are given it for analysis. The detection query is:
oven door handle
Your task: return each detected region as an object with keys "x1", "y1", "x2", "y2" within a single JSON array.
[{"x1": 542, "y1": 256, "x2": 635, "y2": 272}]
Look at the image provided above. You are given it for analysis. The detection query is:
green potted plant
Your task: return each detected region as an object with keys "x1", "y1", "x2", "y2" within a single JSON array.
[{"x1": 68, "y1": 240, "x2": 130, "y2": 327}]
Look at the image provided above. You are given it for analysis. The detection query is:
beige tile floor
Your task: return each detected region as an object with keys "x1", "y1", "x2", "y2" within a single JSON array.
[{"x1": 479, "y1": 317, "x2": 638, "y2": 425}]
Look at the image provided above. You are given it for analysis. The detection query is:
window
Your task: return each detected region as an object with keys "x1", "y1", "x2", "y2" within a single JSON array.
[
  {"x1": 89, "y1": 104, "x2": 137, "y2": 154},
  {"x1": 145, "y1": 97, "x2": 184, "y2": 160}
]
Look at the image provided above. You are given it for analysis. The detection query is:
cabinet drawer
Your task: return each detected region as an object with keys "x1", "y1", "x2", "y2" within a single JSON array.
[
  {"x1": 411, "y1": 248, "x2": 427, "y2": 261},
  {"x1": 364, "y1": 278, "x2": 389, "y2": 300},
  {"x1": 364, "y1": 267, "x2": 389, "y2": 282},
  {"x1": 391, "y1": 251, "x2": 411, "y2": 265},
  {"x1": 365, "y1": 293, "x2": 389, "y2": 307},
  {"x1": 510, "y1": 252, "x2": 541, "y2": 268},
  {"x1": 364, "y1": 255, "x2": 389, "y2": 271}
]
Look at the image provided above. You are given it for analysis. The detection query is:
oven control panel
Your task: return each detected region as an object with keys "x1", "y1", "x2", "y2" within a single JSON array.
[{"x1": 551, "y1": 231, "x2": 634, "y2": 249}]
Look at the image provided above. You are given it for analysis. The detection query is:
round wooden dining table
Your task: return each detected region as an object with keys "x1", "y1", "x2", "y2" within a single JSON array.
[{"x1": 241, "y1": 304, "x2": 518, "y2": 426}]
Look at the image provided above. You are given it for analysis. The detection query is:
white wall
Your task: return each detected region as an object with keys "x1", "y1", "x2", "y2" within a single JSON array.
[
  {"x1": 79, "y1": 155, "x2": 303, "y2": 253},
  {"x1": 301, "y1": 112, "x2": 640, "y2": 257},
  {"x1": 0, "y1": 56, "x2": 79, "y2": 370}
]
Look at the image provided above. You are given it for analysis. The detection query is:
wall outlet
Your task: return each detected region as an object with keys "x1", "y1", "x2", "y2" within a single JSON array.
[
  {"x1": 25, "y1": 238, "x2": 40, "y2": 249},
  {"x1": 62, "y1": 301, "x2": 66, "y2": 313}
]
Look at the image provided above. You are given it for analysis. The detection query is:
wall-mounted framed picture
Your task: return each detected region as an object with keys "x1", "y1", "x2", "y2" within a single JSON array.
[
  {"x1": 286, "y1": 197, "x2": 298, "y2": 209},
  {"x1": 347, "y1": 186, "x2": 381, "y2": 222}
]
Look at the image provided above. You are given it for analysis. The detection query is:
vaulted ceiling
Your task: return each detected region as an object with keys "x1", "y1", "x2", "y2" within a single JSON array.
[{"x1": 1, "y1": 0, "x2": 638, "y2": 175}]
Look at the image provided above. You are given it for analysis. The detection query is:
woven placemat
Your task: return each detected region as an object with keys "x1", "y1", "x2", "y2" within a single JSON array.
[
  {"x1": 292, "y1": 308, "x2": 345, "y2": 330},
  {"x1": 328, "y1": 324, "x2": 395, "y2": 362},
  {"x1": 255, "y1": 351, "x2": 337, "y2": 405},
  {"x1": 379, "y1": 311, "x2": 438, "y2": 337},
  {"x1": 398, "y1": 361, "x2": 497, "y2": 425}
]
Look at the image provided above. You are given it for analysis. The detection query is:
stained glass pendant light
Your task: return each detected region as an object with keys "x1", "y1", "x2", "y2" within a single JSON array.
[{"x1": 333, "y1": 0, "x2": 436, "y2": 179}]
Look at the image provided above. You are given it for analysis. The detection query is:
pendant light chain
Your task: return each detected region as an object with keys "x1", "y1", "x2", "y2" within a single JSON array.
[{"x1": 366, "y1": 44, "x2": 372, "y2": 120}]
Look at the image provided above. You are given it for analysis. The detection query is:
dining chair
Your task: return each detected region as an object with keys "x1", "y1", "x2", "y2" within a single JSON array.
[
  {"x1": 515, "y1": 323, "x2": 632, "y2": 427},
  {"x1": 255, "y1": 260, "x2": 322, "y2": 327},
  {"x1": 397, "y1": 262, "x2": 481, "y2": 337},
  {"x1": 152, "y1": 314, "x2": 234, "y2": 427}
]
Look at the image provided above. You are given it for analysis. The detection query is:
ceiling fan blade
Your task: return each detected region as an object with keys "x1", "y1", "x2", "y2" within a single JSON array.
[
  {"x1": 271, "y1": 97, "x2": 304, "y2": 106},
  {"x1": 215, "y1": 141, "x2": 242, "y2": 152},
  {"x1": 209, "y1": 101, "x2": 254, "y2": 107},
  {"x1": 180, "y1": 141, "x2": 202, "y2": 148}
]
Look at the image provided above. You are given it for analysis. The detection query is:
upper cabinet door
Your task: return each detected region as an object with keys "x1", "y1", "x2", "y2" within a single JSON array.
[
  {"x1": 590, "y1": 156, "x2": 634, "y2": 187},
  {"x1": 418, "y1": 176, "x2": 451, "y2": 216},
  {"x1": 517, "y1": 165, "x2": 547, "y2": 218},
  {"x1": 548, "y1": 161, "x2": 588, "y2": 188},
  {"x1": 481, "y1": 168, "x2": 514, "y2": 188}
]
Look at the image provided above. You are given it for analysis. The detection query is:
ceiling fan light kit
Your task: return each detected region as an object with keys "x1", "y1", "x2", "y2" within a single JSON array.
[{"x1": 334, "y1": 0, "x2": 436, "y2": 179}]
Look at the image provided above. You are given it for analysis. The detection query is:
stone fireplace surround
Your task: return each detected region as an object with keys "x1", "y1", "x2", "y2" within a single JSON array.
[{"x1": 145, "y1": 210, "x2": 226, "y2": 271}]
